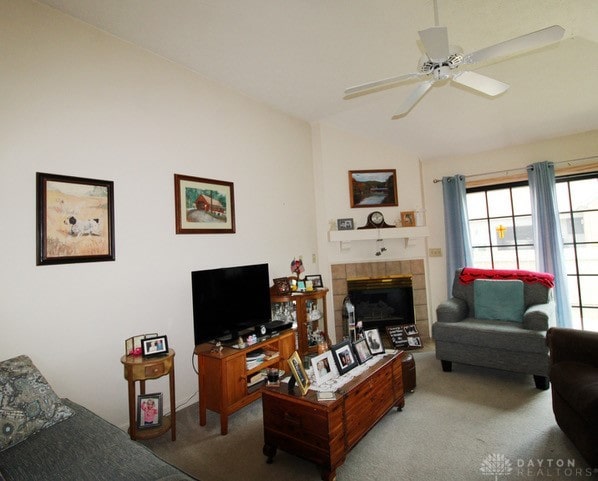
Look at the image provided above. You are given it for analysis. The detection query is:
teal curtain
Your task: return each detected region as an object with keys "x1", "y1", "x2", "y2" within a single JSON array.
[
  {"x1": 442, "y1": 175, "x2": 473, "y2": 296},
  {"x1": 527, "y1": 161, "x2": 572, "y2": 328}
]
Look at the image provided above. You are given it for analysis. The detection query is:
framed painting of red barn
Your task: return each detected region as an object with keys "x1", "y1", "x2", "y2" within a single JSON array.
[{"x1": 174, "y1": 174, "x2": 236, "y2": 234}]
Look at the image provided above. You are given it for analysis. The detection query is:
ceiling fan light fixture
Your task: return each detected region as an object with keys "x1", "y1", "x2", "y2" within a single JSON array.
[{"x1": 343, "y1": 18, "x2": 564, "y2": 117}]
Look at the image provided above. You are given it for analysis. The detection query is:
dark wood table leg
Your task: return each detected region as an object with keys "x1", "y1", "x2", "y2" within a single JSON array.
[
  {"x1": 263, "y1": 443, "x2": 277, "y2": 464},
  {"x1": 321, "y1": 467, "x2": 336, "y2": 481}
]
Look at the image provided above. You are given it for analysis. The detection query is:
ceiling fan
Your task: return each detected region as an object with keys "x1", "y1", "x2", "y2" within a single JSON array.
[{"x1": 344, "y1": 9, "x2": 564, "y2": 119}]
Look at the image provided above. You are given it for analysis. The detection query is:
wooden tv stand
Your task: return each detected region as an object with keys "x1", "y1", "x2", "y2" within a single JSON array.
[
  {"x1": 194, "y1": 330, "x2": 295, "y2": 435},
  {"x1": 262, "y1": 351, "x2": 404, "y2": 481}
]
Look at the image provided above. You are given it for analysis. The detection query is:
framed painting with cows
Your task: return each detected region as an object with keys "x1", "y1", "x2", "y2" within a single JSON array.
[
  {"x1": 36, "y1": 172, "x2": 115, "y2": 265},
  {"x1": 174, "y1": 174, "x2": 236, "y2": 234}
]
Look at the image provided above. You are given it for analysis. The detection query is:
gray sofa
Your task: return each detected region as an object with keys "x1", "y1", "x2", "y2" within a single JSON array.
[
  {"x1": 0, "y1": 355, "x2": 196, "y2": 481},
  {"x1": 432, "y1": 268, "x2": 556, "y2": 390}
]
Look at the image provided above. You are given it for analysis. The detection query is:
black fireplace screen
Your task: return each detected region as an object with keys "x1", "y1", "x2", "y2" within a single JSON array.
[{"x1": 347, "y1": 275, "x2": 415, "y2": 328}]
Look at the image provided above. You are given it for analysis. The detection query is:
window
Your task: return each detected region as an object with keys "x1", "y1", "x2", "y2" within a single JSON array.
[
  {"x1": 467, "y1": 182, "x2": 535, "y2": 271},
  {"x1": 466, "y1": 171, "x2": 598, "y2": 331},
  {"x1": 556, "y1": 173, "x2": 598, "y2": 332}
]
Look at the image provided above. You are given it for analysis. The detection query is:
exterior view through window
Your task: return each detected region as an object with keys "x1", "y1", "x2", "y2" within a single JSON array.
[{"x1": 466, "y1": 172, "x2": 597, "y2": 332}]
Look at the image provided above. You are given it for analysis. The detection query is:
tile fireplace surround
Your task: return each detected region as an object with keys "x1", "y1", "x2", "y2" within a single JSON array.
[{"x1": 331, "y1": 259, "x2": 429, "y2": 344}]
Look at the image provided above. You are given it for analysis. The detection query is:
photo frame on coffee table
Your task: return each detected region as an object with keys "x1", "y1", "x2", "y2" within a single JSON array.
[
  {"x1": 331, "y1": 340, "x2": 358, "y2": 375},
  {"x1": 364, "y1": 328, "x2": 385, "y2": 355},
  {"x1": 353, "y1": 338, "x2": 373, "y2": 364},
  {"x1": 287, "y1": 351, "x2": 310, "y2": 396},
  {"x1": 310, "y1": 350, "x2": 337, "y2": 386}
]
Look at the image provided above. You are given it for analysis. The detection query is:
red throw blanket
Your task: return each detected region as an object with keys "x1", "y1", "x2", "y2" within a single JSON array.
[{"x1": 459, "y1": 267, "x2": 555, "y2": 288}]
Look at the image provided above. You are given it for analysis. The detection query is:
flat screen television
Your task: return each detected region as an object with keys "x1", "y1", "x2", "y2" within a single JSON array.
[{"x1": 191, "y1": 263, "x2": 273, "y2": 345}]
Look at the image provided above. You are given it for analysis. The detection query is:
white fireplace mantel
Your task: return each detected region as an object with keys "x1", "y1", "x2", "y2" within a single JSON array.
[{"x1": 328, "y1": 226, "x2": 429, "y2": 248}]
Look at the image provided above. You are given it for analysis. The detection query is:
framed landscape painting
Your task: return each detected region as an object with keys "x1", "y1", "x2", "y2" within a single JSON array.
[
  {"x1": 349, "y1": 169, "x2": 398, "y2": 208},
  {"x1": 36, "y1": 172, "x2": 115, "y2": 265},
  {"x1": 174, "y1": 174, "x2": 235, "y2": 234}
]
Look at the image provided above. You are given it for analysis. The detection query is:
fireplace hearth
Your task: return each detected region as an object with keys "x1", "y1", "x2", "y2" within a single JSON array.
[{"x1": 347, "y1": 275, "x2": 414, "y2": 330}]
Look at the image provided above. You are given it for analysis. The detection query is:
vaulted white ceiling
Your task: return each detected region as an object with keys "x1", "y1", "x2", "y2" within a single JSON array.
[{"x1": 37, "y1": 0, "x2": 598, "y2": 160}]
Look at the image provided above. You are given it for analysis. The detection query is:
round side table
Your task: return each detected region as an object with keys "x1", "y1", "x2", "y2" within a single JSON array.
[{"x1": 120, "y1": 349, "x2": 176, "y2": 441}]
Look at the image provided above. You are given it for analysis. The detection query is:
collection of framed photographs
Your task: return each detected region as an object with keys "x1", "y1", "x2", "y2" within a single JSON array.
[
  {"x1": 125, "y1": 333, "x2": 169, "y2": 357},
  {"x1": 288, "y1": 328, "x2": 388, "y2": 393},
  {"x1": 273, "y1": 274, "x2": 324, "y2": 295}
]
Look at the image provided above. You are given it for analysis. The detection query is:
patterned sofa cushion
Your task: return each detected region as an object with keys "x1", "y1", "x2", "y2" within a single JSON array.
[{"x1": 0, "y1": 355, "x2": 74, "y2": 451}]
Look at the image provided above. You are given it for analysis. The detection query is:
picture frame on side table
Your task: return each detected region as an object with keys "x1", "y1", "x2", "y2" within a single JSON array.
[
  {"x1": 137, "y1": 393, "x2": 163, "y2": 429},
  {"x1": 141, "y1": 335, "x2": 168, "y2": 357},
  {"x1": 348, "y1": 169, "x2": 398, "y2": 208},
  {"x1": 364, "y1": 328, "x2": 385, "y2": 355},
  {"x1": 36, "y1": 172, "x2": 115, "y2": 266},
  {"x1": 287, "y1": 351, "x2": 310, "y2": 396},
  {"x1": 331, "y1": 340, "x2": 359, "y2": 375},
  {"x1": 125, "y1": 333, "x2": 158, "y2": 356},
  {"x1": 353, "y1": 338, "x2": 373, "y2": 364},
  {"x1": 310, "y1": 350, "x2": 337, "y2": 386},
  {"x1": 174, "y1": 174, "x2": 235, "y2": 234}
]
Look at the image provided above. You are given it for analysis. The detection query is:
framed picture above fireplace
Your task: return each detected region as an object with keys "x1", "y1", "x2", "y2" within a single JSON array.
[{"x1": 348, "y1": 169, "x2": 398, "y2": 208}]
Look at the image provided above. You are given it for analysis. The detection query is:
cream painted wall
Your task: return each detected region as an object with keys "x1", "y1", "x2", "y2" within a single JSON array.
[
  {"x1": 312, "y1": 122, "x2": 430, "y2": 334},
  {"x1": 0, "y1": 0, "x2": 317, "y2": 426},
  {"x1": 421, "y1": 130, "x2": 598, "y2": 323},
  {"x1": 2, "y1": 0, "x2": 596, "y2": 430}
]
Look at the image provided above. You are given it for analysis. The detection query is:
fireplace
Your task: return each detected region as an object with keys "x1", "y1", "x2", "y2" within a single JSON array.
[{"x1": 347, "y1": 275, "x2": 414, "y2": 330}]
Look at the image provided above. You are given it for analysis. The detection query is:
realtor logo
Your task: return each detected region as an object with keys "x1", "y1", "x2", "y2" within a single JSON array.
[
  {"x1": 480, "y1": 453, "x2": 595, "y2": 478},
  {"x1": 480, "y1": 453, "x2": 514, "y2": 480}
]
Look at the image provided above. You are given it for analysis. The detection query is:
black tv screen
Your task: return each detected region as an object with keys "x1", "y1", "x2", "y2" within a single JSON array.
[{"x1": 191, "y1": 263, "x2": 272, "y2": 345}]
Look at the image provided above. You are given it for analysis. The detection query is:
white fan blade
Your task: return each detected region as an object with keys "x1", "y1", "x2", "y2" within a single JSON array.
[
  {"x1": 452, "y1": 71, "x2": 509, "y2": 96},
  {"x1": 344, "y1": 72, "x2": 421, "y2": 97},
  {"x1": 464, "y1": 25, "x2": 565, "y2": 65},
  {"x1": 392, "y1": 80, "x2": 434, "y2": 119},
  {"x1": 419, "y1": 26, "x2": 450, "y2": 62}
]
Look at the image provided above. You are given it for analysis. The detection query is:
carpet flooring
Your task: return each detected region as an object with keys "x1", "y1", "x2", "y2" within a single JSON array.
[{"x1": 143, "y1": 350, "x2": 597, "y2": 481}]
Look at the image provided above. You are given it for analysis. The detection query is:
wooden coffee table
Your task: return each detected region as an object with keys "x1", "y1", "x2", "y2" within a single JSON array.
[{"x1": 262, "y1": 351, "x2": 404, "y2": 481}]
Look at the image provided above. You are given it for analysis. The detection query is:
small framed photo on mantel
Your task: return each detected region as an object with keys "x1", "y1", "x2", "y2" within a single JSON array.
[{"x1": 337, "y1": 218, "x2": 354, "y2": 230}]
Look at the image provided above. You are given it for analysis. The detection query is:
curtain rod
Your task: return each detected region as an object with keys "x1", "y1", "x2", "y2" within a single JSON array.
[{"x1": 432, "y1": 155, "x2": 598, "y2": 183}]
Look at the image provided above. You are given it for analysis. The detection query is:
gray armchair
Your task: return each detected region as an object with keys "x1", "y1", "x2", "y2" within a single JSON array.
[{"x1": 433, "y1": 268, "x2": 556, "y2": 389}]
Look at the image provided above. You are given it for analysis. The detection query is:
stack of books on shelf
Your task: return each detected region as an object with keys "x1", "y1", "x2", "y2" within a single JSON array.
[
  {"x1": 246, "y1": 351, "x2": 266, "y2": 370},
  {"x1": 263, "y1": 349, "x2": 279, "y2": 361},
  {"x1": 247, "y1": 371, "x2": 267, "y2": 392}
]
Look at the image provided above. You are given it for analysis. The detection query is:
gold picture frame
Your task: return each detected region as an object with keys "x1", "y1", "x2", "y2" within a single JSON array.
[
  {"x1": 400, "y1": 210, "x2": 416, "y2": 227},
  {"x1": 287, "y1": 351, "x2": 310, "y2": 395}
]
